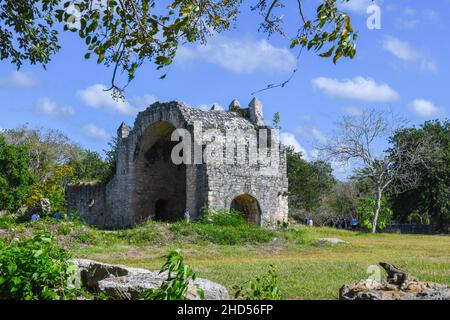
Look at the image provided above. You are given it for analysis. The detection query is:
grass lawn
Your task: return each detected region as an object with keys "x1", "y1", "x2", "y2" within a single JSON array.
[{"x1": 1, "y1": 217, "x2": 449, "y2": 299}]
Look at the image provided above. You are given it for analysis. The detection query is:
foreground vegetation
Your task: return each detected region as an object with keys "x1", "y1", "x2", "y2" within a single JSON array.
[{"x1": 1, "y1": 214, "x2": 449, "y2": 300}]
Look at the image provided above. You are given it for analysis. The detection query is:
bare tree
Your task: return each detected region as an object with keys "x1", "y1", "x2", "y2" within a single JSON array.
[{"x1": 321, "y1": 109, "x2": 434, "y2": 233}]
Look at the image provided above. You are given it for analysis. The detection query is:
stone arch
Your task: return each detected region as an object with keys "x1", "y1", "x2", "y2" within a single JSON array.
[
  {"x1": 132, "y1": 121, "x2": 186, "y2": 223},
  {"x1": 230, "y1": 194, "x2": 262, "y2": 225}
]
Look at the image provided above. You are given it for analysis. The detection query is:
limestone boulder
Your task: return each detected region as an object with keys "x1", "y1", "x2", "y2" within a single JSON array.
[
  {"x1": 340, "y1": 263, "x2": 450, "y2": 300},
  {"x1": 70, "y1": 258, "x2": 151, "y2": 290},
  {"x1": 71, "y1": 258, "x2": 228, "y2": 300},
  {"x1": 98, "y1": 272, "x2": 229, "y2": 300}
]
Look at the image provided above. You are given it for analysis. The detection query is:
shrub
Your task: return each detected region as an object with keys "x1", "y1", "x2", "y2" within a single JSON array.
[
  {"x1": 27, "y1": 165, "x2": 74, "y2": 215},
  {"x1": 169, "y1": 221, "x2": 275, "y2": 245},
  {"x1": 199, "y1": 208, "x2": 246, "y2": 227},
  {"x1": 0, "y1": 215, "x2": 17, "y2": 229},
  {"x1": 357, "y1": 196, "x2": 393, "y2": 231},
  {"x1": 0, "y1": 136, "x2": 35, "y2": 212},
  {"x1": 0, "y1": 233, "x2": 78, "y2": 300},
  {"x1": 116, "y1": 228, "x2": 156, "y2": 245},
  {"x1": 233, "y1": 265, "x2": 281, "y2": 300},
  {"x1": 141, "y1": 250, "x2": 204, "y2": 300},
  {"x1": 57, "y1": 224, "x2": 72, "y2": 235}
]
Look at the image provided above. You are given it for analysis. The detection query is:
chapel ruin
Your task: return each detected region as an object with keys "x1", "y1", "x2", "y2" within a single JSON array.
[{"x1": 66, "y1": 98, "x2": 288, "y2": 228}]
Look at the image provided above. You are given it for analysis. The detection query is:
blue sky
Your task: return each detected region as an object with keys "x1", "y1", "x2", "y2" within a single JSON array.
[{"x1": 0, "y1": 0, "x2": 448, "y2": 178}]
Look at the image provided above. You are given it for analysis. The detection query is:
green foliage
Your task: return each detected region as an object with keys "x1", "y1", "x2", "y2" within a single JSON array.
[
  {"x1": 0, "y1": 0, "x2": 60, "y2": 69},
  {"x1": 1, "y1": 126, "x2": 83, "y2": 182},
  {"x1": 357, "y1": 197, "x2": 392, "y2": 231},
  {"x1": 0, "y1": 214, "x2": 17, "y2": 229},
  {"x1": 389, "y1": 120, "x2": 450, "y2": 230},
  {"x1": 233, "y1": 265, "x2": 281, "y2": 300},
  {"x1": 141, "y1": 250, "x2": 204, "y2": 300},
  {"x1": 289, "y1": 0, "x2": 358, "y2": 64},
  {"x1": 69, "y1": 150, "x2": 110, "y2": 182},
  {"x1": 27, "y1": 165, "x2": 74, "y2": 214},
  {"x1": 286, "y1": 147, "x2": 336, "y2": 213},
  {"x1": 0, "y1": 136, "x2": 36, "y2": 212},
  {"x1": 199, "y1": 208, "x2": 246, "y2": 227},
  {"x1": 272, "y1": 112, "x2": 281, "y2": 130},
  {"x1": 326, "y1": 180, "x2": 361, "y2": 221},
  {"x1": 170, "y1": 221, "x2": 275, "y2": 245},
  {"x1": 0, "y1": 233, "x2": 77, "y2": 300},
  {"x1": 2, "y1": 1, "x2": 361, "y2": 96},
  {"x1": 103, "y1": 137, "x2": 119, "y2": 182}
]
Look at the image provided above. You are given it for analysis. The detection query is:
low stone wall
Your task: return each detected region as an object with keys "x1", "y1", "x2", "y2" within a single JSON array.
[{"x1": 66, "y1": 182, "x2": 109, "y2": 227}]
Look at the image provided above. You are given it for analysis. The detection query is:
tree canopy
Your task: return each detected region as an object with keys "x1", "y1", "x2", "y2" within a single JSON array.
[
  {"x1": 1, "y1": 0, "x2": 361, "y2": 97},
  {"x1": 389, "y1": 120, "x2": 450, "y2": 230},
  {"x1": 286, "y1": 147, "x2": 336, "y2": 215},
  {"x1": 0, "y1": 136, "x2": 36, "y2": 212}
]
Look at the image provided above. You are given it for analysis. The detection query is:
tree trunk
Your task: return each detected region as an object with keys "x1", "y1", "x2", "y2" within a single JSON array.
[{"x1": 372, "y1": 189, "x2": 382, "y2": 233}]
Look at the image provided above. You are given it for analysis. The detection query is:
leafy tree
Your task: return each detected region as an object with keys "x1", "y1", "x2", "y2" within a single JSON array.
[
  {"x1": 69, "y1": 150, "x2": 111, "y2": 182},
  {"x1": 0, "y1": 136, "x2": 36, "y2": 212},
  {"x1": 322, "y1": 109, "x2": 435, "y2": 233},
  {"x1": 389, "y1": 120, "x2": 450, "y2": 230},
  {"x1": 1, "y1": 125, "x2": 84, "y2": 182},
  {"x1": 326, "y1": 180, "x2": 361, "y2": 222},
  {"x1": 286, "y1": 147, "x2": 336, "y2": 215},
  {"x1": 357, "y1": 196, "x2": 392, "y2": 231},
  {"x1": 1, "y1": 0, "x2": 361, "y2": 96},
  {"x1": 27, "y1": 165, "x2": 75, "y2": 214}
]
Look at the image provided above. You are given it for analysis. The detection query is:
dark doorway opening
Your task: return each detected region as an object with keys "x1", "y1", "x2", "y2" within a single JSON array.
[
  {"x1": 132, "y1": 121, "x2": 186, "y2": 223},
  {"x1": 231, "y1": 194, "x2": 261, "y2": 225}
]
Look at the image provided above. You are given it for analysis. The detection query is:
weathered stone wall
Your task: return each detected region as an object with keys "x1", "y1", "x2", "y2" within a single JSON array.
[{"x1": 67, "y1": 99, "x2": 289, "y2": 228}]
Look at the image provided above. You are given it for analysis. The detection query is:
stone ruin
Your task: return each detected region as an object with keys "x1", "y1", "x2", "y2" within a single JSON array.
[{"x1": 66, "y1": 98, "x2": 289, "y2": 229}]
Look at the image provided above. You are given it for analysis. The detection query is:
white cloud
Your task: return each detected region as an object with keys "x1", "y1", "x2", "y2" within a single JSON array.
[
  {"x1": 77, "y1": 84, "x2": 157, "y2": 115},
  {"x1": 35, "y1": 97, "x2": 75, "y2": 117},
  {"x1": 280, "y1": 132, "x2": 308, "y2": 158},
  {"x1": 382, "y1": 36, "x2": 420, "y2": 61},
  {"x1": 77, "y1": 84, "x2": 135, "y2": 115},
  {"x1": 83, "y1": 124, "x2": 111, "y2": 140},
  {"x1": 177, "y1": 36, "x2": 297, "y2": 74},
  {"x1": 0, "y1": 71, "x2": 39, "y2": 88},
  {"x1": 312, "y1": 76, "x2": 400, "y2": 102},
  {"x1": 382, "y1": 36, "x2": 437, "y2": 73},
  {"x1": 310, "y1": 128, "x2": 328, "y2": 144},
  {"x1": 409, "y1": 99, "x2": 444, "y2": 118},
  {"x1": 129, "y1": 94, "x2": 158, "y2": 108},
  {"x1": 338, "y1": 0, "x2": 377, "y2": 14}
]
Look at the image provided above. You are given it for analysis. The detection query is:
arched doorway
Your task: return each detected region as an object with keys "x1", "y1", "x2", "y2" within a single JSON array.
[
  {"x1": 132, "y1": 121, "x2": 186, "y2": 222},
  {"x1": 230, "y1": 194, "x2": 261, "y2": 225}
]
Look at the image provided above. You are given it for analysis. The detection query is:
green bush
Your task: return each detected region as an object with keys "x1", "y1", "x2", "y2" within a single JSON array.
[
  {"x1": 57, "y1": 224, "x2": 72, "y2": 235},
  {"x1": 233, "y1": 265, "x2": 281, "y2": 300},
  {"x1": 170, "y1": 221, "x2": 275, "y2": 245},
  {"x1": 0, "y1": 215, "x2": 17, "y2": 229},
  {"x1": 198, "y1": 208, "x2": 246, "y2": 226},
  {"x1": 0, "y1": 233, "x2": 78, "y2": 300},
  {"x1": 0, "y1": 136, "x2": 35, "y2": 212},
  {"x1": 357, "y1": 196, "x2": 393, "y2": 231},
  {"x1": 141, "y1": 250, "x2": 204, "y2": 300},
  {"x1": 116, "y1": 228, "x2": 156, "y2": 245}
]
